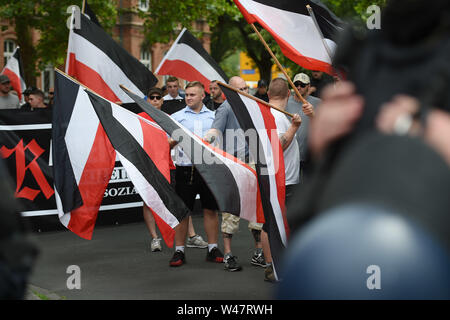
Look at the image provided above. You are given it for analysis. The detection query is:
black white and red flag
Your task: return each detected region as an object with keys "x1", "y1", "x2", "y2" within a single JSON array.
[
  {"x1": 154, "y1": 28, "x2": 229, "y2": 91},
  {"x1": 233, "y1": 0, "x2": 343, "y2": 75},
  {"x1": 1, "y1": 46, "x2": 26, "y2": 103},
  {"x1": 52, "y1": 71, "x2": 189, "y2": 243},
  {"x1": 121, "y1": 86, "x2": 263, "y2": 224},
  {"x1": 218, "y1": 83, "x2": 288, "y2": 280},
  {"x1": 65, "y1": 12, "x2": 157, "y2": 103}
]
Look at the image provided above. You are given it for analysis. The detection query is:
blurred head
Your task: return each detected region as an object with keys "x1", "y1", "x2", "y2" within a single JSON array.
[
  {"x1": 166, "y1": 76, "x2": 179, "y2": 98},
  {"x1": 146, "y1": 87, "x2": 164, "y2": 109},
  {"x1": 48, "y1": 88, "x2": 54, "y2": 101},
  {"x1": 257, "y1": 79, "x2": 268, "y2": 94},
  {"x1": 268, "y1": 77, "x2": 290, "y2": 102},
  {"x1": 382, "y1": 0, "x2": 450, "y2": 45},
  {"x1": 28, "y1": 89, "x2": 46, "y2": 108},
  {"x1": 229, "y1": 76, "x2": 249, "y2": 93},
  {"x1": 209, "y1": 80, "x2": 223, "y2": 100},
  {"x1": 311, "y1": 71, "x2": 323, "y2": 80},
  {"x1": 0, "y1": 75, "x2": 11, "y2": 94},
  {"x1": 185, "y1": 81, "x2": 205, "y2": 111}
]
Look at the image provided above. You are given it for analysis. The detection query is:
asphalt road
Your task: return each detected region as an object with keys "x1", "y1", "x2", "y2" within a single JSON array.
[{"x1": 27, "y1": 214, "x2": 275, "y2": 300}]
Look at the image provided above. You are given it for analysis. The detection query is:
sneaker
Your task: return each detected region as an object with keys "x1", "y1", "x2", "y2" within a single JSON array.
[
  {"x1": 169, "y1": 250, "x2": 185, "y2": 267},
  {"x1": 151, "y1": 238, "x2": 162, "y2": 252},
  {"x1": 224, "y1": 255, "x2": 242, "y2": 272},
  {"x1": 186, "y1": 234, "x2": 208, "y2": 248},
  {"x1": 251, "y1": 251, "x2": 268, "y2": 268},
  {"x1": 206, "y1": 247, "x2": 224, "y2": 263},
  {"x1": 264, "y1": 264, "x2": 276, "y2": 283}
]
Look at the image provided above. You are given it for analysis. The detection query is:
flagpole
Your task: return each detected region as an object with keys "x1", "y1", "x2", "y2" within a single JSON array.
[
  {"x1": 250, "y1": 23, "x2": 307, "y2": 106},
  {"x1": 306, "y1": 4, "x2": 343, "y2": 81},
  {"x1": 81, "y1": 0, "x2": 86, "y2": 14},
  {"x1": 216, "y1": 81, "x2": 295, "y2": 118},
  {"x1": 306, "y1": 5, "x2": 333, "y2": 61}
]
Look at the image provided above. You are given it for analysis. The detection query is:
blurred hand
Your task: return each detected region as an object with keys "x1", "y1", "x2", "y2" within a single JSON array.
[
  {"x1": 376, "y1": 95, "x2": 420, "y2": 135},
  {"x1": 291, "y1": 113, "x2": 302, "y2": 127},
  {"x1": 425, "y1": 110, "x2": 450, "y2": 166},
  {"x1": 302, "y1": 102, "x2": 315, "y2": 117},
  {"x1": 309, "y1": 81, "x2": 364, "y2": 158}
]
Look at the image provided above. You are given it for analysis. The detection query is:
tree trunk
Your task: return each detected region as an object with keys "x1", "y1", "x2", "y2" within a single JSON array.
[{"x1": 14, "y1": 20, "x2": 37, "y2": 87}]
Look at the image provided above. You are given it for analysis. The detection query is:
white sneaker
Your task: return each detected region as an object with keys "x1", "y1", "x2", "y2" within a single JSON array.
[
  {"x1": 186, "y1": 235, "x2": 208, "y2": 248},
  {"x1": 151, "y1": 238, "x2": 162, "y2": 252}
]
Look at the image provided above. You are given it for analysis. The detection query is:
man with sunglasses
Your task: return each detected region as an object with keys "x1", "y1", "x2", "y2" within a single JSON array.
[{"x1": 285, "y1": 73, "x2": 321, "y2": 182}]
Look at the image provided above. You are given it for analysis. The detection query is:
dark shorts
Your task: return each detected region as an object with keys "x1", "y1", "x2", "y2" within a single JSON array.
[{"x1": 175, "y1": 166, "x2": 218, "y2": 212}]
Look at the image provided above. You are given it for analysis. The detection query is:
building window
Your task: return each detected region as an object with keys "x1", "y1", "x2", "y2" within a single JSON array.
[
  {"x1": 140, "y1": 49, "x2": 152, "y2": 70},
  {"x1": 139, "y1": 0, "x2": 149, "y2": 11},
  {"x1": 3, "y1": 39, "x2": 16, "y2": 66},
  {"x1": 41, "y1": 64, "x2": 55, "y2": 102}
]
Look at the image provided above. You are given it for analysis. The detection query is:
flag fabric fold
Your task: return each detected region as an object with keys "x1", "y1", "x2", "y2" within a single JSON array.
[
  {"x1": 1, "y1": 47, "x2": 26, "y2": 102},
  {"x1": 218, "y1": 83, "x2": 288, "y2": 280},
  {"x1": 53, "y1": 71, "x2": 189, "y2": 244},
  {"x1": 154, "y1": 28, "x2": 229, "y2": 91},
  {"x1": 66, "y1": 13, "x2": 157, "y2": 103},
  {"x1": 233, "y1": 0, "x2": 343, "y2": 75},
  {"x1": 52, "y1": 71, "x2": 116, "y2": 240},
  {"x1": 121, "y1": 86, "x2": 263, "y2": 225}
]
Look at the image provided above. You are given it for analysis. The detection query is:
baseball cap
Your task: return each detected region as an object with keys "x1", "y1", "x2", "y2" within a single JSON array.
[
  {"x1": 293, "y1": 73, "x2": 310, "y2": 84},
  {"x1": 0, "y1": 74, "x2": 11, "y2": 84},
  {"x1": 22, "y1": 86, "x2": 38, "y2": 95}
]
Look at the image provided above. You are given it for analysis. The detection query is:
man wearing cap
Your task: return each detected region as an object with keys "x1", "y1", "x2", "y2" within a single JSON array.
[
  {"x1": 20, "y1": 87, "x2": 37, "y2": 110},
  {"x1": 254, "y1": 79, "x2": 269, "y2": 102},
  {"x1": 286, "y1": 73, "x2": 321, "y2": 182},
  {"x1": 0, "y1": 75, "x2": 20, "y2": 109}
]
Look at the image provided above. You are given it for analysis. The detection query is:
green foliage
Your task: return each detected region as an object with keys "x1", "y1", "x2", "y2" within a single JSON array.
[{"x1": 0, "y1": 0, "x2": 116, "y2": 82}]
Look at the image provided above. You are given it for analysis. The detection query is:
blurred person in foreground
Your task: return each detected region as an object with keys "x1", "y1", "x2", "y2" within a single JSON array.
[{"x1": 277, "y1": 0, "x2": 450, "y2": 299}]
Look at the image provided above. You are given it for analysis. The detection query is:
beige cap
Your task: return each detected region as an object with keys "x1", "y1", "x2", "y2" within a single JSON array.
[{"x1": 293, "y1": 73, "x2": 310, "y2": 84}]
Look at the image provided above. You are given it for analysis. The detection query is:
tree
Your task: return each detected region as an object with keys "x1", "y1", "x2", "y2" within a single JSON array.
[{"x1": 0, "y1": 0, "x2": 116, "y2": 85}]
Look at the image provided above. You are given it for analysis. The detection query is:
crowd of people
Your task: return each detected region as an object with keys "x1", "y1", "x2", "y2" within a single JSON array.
[
  {"x1": 134, "y1": 72, "x2": 329, "y2": 283},
  {"x1": 0, "y1": 74, "x2": 53, "y2": 110}
]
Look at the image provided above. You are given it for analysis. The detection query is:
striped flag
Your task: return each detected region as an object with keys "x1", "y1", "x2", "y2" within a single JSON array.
[
  {"x1": 218, "y1": 83, "x2": 288, "y2": 280},
  {"x1": 52, "y1": 71, "x2": 190, "y2": 243},
  {"x1": 1, "y1": 47, "x2": 26, "y2": 103},
  {"x1": 234, "y1": 0, "x2": 343, "y2": 75},
  {"x1": 155, "y1": 28, "x2": 229, "y2": 91},
  {"x1": 66, "y1": 13, "x2": 157, "y2": 103},
  {"x1": 121, "y1": 86, "x2": 263, "y2": 224}
]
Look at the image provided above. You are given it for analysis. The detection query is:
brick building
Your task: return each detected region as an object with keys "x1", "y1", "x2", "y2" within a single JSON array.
[{"x1": 0, "y1": 0, "x2": 211, "y2": 95}]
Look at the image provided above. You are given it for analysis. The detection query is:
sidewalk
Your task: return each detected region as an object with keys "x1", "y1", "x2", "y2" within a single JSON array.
[{"x1": 27, "y1": 214, "x2": 275, "y2": 300}]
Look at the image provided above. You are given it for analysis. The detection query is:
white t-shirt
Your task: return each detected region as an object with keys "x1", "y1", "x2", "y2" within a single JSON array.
[
  {"x1": 270, "y1": 108, "x2": 300, "y2": 186},
  {"x1": 163, "y1": 94, "x2": 183, "y2": 101}
]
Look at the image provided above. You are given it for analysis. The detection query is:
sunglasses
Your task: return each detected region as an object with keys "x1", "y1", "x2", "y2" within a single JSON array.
[
  {"x1": 238, "y1": 86, "x2": 249, "y2": 91},
  {"x1": 294, "y1": 81, "x2": 308, "y2": 88},
  {"x1": 149, "y1": 95, "x2": 162, "y2": 100}
]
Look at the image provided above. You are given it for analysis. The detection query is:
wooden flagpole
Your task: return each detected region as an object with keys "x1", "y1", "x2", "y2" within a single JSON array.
[
  {"x1": 81, "y1": 0, "x2": 86, "y2": 14},
  {"x1": 216, "y1": 81, "x2": 294, "y2": 118},
  {"x1": 250, "y1": 23, "x2": 307, "y2": 105}
]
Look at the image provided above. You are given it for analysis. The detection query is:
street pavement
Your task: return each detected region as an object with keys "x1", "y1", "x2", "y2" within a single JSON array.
[{"x1": 27, "y1": 214, "x2": 275, "y2": 300}]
